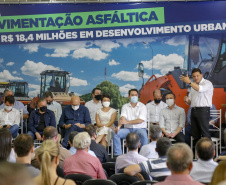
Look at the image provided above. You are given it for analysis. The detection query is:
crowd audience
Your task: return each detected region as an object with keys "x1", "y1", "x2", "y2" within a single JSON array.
[
  {"x1": 64, "y1": 132, "x2": 107, "y2": 179},
  {"x1": 84, "y1": 124, "x2": 109, "y2": 163},
  {"x1": 0, "y1": 128, "x2": 15, "y2": 162},
  {"x1": 0, "y1": 85, "x2": 225, "y2": 185},
  {"x1": 0, "y1": 162, "x2": 35, "y2": 185},
  {"x1": 32, "y1": 126, "x2": 71, "y2": 169},
  {"x1": 155, "y1": 143, "x2": 203, "y2": 185},
  {"x1": 96, "y1": 94, "x2": 117, "y2": 148},
  {"x1": 190, "y1": 137, "x2": 218, "y2": 183},
  {"x1": 34, "y1": 140, "x2": 75, "y2": 185},
  {"x1": 139, "y1": 125, "x2": 162, "y2": 159},
  {"x1": 68, "y1": 131, "x2": 96, "y2": 157},
  {"x1": 124, "y1": 137, "x2": 172, "y2": 181},
  {"x1": 14, "y1": 134, "x2": 40, "y2": 177},
  {"x1": 115, "y1": 132, "x2": 147, "y2": 173}
]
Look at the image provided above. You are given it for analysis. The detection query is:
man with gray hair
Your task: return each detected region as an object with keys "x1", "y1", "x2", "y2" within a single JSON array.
[
  {"x1": 139, "y1": 125, "x2": 162, "y2": 159},
  {"x1": 115, "y1": 132, "x2": 147, "y2": 173},
  {"x1": 190, "y1": 138, "x2": 218, "y2": 183},
  {"x1": 63, "y1": 132, "x2": 107, "y2": 179},
  {"x1": 154, "y1": 143, "x2": 203, "y2": 185}
]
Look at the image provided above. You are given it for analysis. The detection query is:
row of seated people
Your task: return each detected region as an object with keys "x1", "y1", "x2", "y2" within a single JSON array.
[
  {"x1": 0, "y1": 86, "x2": 219, "y2": 155},
  {"x1": 0, "y1": 125, "x2": 226, "y2": 185}
]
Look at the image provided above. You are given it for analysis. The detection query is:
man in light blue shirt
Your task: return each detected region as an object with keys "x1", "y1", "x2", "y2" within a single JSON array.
[
  {"x1": 45, "y1": 91, "x2": 62, "y2": 126},
  {"x1": 68, "y1": 131, "x2": 96, "y2": 157},
  {"x1": 0, "y1": 89, "x2": 29, "y2": 119}
]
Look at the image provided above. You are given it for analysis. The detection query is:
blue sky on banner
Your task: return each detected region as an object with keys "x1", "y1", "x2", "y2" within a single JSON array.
[{"x1": 0, "y1": 35, "x2": 186, "y2": 97}]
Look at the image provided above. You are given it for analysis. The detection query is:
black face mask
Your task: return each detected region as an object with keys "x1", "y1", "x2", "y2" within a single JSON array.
[
  {"x1": 154, "y1": 99, "x2": 162, "y2": 104},
  {"x1": 47, "y1": 101, "x2": 53, "y2": 105},
  {"x1": 40, "y1": 106, "x2": 47, "y2": 112},
  {"x1": 95, "y1": 95, "x2": 102, "y2": 101}
]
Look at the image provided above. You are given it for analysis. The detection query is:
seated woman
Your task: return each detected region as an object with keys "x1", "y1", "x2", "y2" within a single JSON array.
[
  {"x1": 0, "y1": 128, "x2": 16, "y2": 163},
  {"x1": 34, "y1": 140, "x2": 75, "y2": 185},
  {"x1": 95, "y1": 94, "x2": 117, "y2": 148}
]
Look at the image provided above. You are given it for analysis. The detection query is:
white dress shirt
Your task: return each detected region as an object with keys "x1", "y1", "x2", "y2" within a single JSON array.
[
  {"x1": 159, "y1": 105, "x2": 185, "y2": 133},
  {"x1": 190, "y1": 158, "x2": 218, "y2": 183},
  {"x1": 121, "y1": 102, "x2": 147, "y2": 129},
  {"x1": 0, "y1": 108, "x2": 20, "y2": 126},
  {"x1": 85, "y1": 99, "x2": 102, "y2": 124},
  {"x1": 139, "y1": 141, "x2": 158, "y2": 159},
  {"x1": 47, "y1": 100, "x2": 62, "y2": 125},
  {"x1": 189, "y1": 78, "x2": 213, "y2": 108},
  {"x1": 146, "y1": 101, "x2": 167, "y2": 123}
]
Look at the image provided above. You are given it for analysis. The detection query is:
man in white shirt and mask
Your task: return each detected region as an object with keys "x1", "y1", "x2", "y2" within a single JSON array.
[
  {"x1": 146, "y1": 89, "x2": 167, "y2": 125},
  {"x1": 59, "y1": 96, "x2": 91, "y2": 148},
  {"x1": 0, "y1": 96, "x2": 20, "y2": 138},
  {"x1": 159, "y1": 93, "x2": 185, "y2": 142},
  {"x1": 85, "y1": 88, "x2": 102, "y2": 125},
  {"x1": 113, "y1": 89, "x2": 148, "y2": 156}
]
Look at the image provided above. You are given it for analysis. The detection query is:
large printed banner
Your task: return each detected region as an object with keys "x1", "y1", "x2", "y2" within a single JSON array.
[{"x1": 0, "y1": 1, "x2": 226, "y2": 44}]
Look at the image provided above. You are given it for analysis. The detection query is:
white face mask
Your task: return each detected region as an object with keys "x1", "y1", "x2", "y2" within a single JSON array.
[
  {"x1": 72, "y1": 105, "x2": 79, "y2": 111},
  {"x1": 166, "y1": 99, "x2": 174, "y2": 107},
  {"x1": 103, "y1": 101, "x2": 110, "y2": 107},
  {"x1": 5, "y1": 105, "x2": 13, "y2": 111}
]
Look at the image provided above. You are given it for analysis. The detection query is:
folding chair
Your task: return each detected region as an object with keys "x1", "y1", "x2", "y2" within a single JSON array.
[{"x1": 191, "y1": 109, "x2": 222, "y2": 158}]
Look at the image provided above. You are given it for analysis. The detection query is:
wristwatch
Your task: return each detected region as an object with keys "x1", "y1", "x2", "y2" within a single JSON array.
[{"x1": 189, "y1": 81, "x2": 192, "y2": 85}]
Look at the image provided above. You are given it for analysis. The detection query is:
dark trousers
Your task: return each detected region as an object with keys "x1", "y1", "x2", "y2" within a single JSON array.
[
  {"x1": 191, "y1": 107, "x2": 211, "y2": 146},
  {"x1": 164, "y1": 132, "x2": 185, "y2": 143},
  {"x1": 61, "y1": 124, "x2": 84, "y2": 148}
]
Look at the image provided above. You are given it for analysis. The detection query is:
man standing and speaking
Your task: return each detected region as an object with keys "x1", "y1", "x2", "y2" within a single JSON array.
[{"x1": 180, "y1": 68, "x2": 213, "y2": 146}]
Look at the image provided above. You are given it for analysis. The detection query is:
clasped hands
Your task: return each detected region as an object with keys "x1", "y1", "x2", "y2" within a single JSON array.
[
  {"x1": 165, "y1": 132, "x2": 177, "y2": 138},
  {"x1": 64, "y1": 123, "x2": 85, "y2": 129}
]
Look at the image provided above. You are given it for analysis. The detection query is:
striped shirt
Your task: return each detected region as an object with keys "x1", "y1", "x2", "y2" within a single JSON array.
[{"x1": 139, "y1": 156, "x2": 171, "y2": 180}]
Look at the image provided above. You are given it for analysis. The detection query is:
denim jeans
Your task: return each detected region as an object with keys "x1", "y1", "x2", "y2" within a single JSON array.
[
  {"x1": 9, "y1": 124, "x2": 19, "y2": 138},
  {"x1": 113, "y1": 128, "x2": 148, "y2": 156},
  {"x1": 28, "y1": 131, "x2": 43, "y2": 139}
]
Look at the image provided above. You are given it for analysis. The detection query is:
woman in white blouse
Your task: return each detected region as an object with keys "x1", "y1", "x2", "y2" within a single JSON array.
[{"x1": 95, "y1": 95, "x2": 117, "y2": 148}]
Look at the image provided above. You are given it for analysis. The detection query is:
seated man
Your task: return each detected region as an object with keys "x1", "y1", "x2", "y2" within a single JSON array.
[
  {"x1": 154, "y1": 143, "x2": 203, "y2": 185},
  {"x1": 115, "y1": 132, "x2": 147, "y2": 173},
  {"x1": 64, "y1": 132, "x2": 107, "y2": 179},
  {"x1": 14, "y1": 134, "x2": 40, "y2": 178},
  {"x1": 45, "y1": 91, "x2": 62, "y2": 126},
  {"x1": 190, "y1": 138, "x2": 218, "y2": 183},
  {"x1": 113, "y1": 89, "x2": 148, "y2": 156},
  {"x1": 28, "y1": 98, "x2": 56, "y2": 140},
  {"x1": 146, "y1": 89, "x2": 167, "y2": 125},
  {"x1": 31, "y1": 126, "x2": 71, "y2": 169},
  {"x1": 159, "y1": 93, "x2": 185, "y2": 142},
  {"x1": 68, "y1": 131, "x2": 96, "y2": 157},
  {"x1": 84, "y1": 124, "x2": 108, "y2": 163},
  {"x1": 139, "y1": 125, "x2": 162, "y2": 159},
  {"x1": 85, "y1": 88, "x2": 102, "y2": 125},
  {"x1": 0, "y1": 96, "x2": 20, "y2": 138},
  {"x1": 0, "y1": 89, "x2": 29, "y2": 120},
  {"x1": 59, "y1": 96, "x2": 91, "y2": 148},
  {"x1": 124, "y1": 137, "x2": 171, "y2": 181}
]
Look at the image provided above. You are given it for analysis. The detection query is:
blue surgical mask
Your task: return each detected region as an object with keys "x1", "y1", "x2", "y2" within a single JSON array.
[{"x1": 131, "y1": 96, "x2": 138, "y2": 103}]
